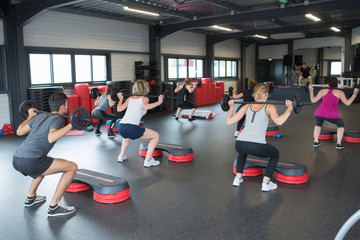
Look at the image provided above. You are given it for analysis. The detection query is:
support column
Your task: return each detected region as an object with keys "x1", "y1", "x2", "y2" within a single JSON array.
[
  {"x1": 149, "y1": 25, "x2": 161, "y2": 90},
  {"x1": 4, "y1": 4, "x2": 29, "y2": 129},
  {"x1": 205, "y1": 35, "x2": 214, "y2": 82},
  {"x1": 344, "y1": 30, "x2": 353, "y2": 73},
  {"x1": 240, "y1": 41, "x2": 246, "y2": 90}
]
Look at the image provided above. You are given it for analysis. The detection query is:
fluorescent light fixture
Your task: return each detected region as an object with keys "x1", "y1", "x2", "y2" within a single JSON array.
[
  {"x1": 330, "y1": 27, "x2": 341, "y2": 32},
  {"x1": 254, "y1": 34, "x2": 268, "y2": 39},
  {"x1": 123, "y1": 6, "x2": 159, "y2": 16},
  {"x1": 270, "y1": 32, "x2": 305, "y2": 39},
  {"x1": 305, "y1": 13, "x2": 321, "y2": 22},
  {"x1": 211, "y1": 25, "x2": 232, "y2": 32}
]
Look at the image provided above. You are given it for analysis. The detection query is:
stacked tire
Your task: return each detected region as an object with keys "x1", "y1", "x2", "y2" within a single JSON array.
[{"x1": 27, "y1": 86, "x2": 64, "y2": 112}]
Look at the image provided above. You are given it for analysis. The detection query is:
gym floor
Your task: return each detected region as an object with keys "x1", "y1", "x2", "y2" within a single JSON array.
[{"x1": 1, "y1": 100, "x2": 360, "y2": 240}]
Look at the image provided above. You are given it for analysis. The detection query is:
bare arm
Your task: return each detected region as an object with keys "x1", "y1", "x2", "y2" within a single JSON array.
[
  {"x1": 339, "y1": 88, "x2": 359, "y2": 106},
  {"x1": 48, "y1": 124, "x2": 73, "y2": 144},
  {"x1": 16, "y1": 108, "x2": 37, "y2": 136},
  {"x1": 186, "y1": 84, "x2": 195, "y2": 93},
  {"x1": 143, "y1": 95, "x2": 163, "y2": 110},
  {"x1": 268, "y1": 101, "x2": 293, "y2": 126},
  {"x1": 227, "y1": 101, "x2": 248, "y2": 125},
  {"x1": 117, "y1": 93, "x2": 130, "y2": 112},
  {"x1": 174, "y1": 84, "x2": 183, "y2": 93},
  {"x1": 233, "y1": 92, "x2": 244, "y2": 99},
  {"x1": 107, "y1": 94, "x2": 116, "y2": 107},
  {"x1": 94, "y1": 94, "x2": 104, "y2": 106},
  {"x1": 309, "y1": 86, "x2": 324, "y2": 103}
]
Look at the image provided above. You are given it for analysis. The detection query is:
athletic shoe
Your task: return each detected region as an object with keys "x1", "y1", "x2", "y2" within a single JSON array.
[
  {"x1": 117, "y1": 154, "x2": 128, "y2": 163},
  {"x1": 48, "y1": 202, "x2": 76, "y2": 217},
  {"x1": 144, "y1": 158, "x2": 160, "y2": 168},
  {"x1": 24, "y1": 195, "x2": 46, "y2": 207},
  {"x1": 188, "y1": 117, "x2": 195, "y2": 121},
  {"x1": 175, "y1": 117, "x2": 179, "y2": 120},
  {"x1": 95, "y1": 130, "x2": 102, "y2": 136},
  {"x1": 108, "y1": 131, "x2": 116, "y2": 139},
  {"x1": 234, "y1": 131, "x2": 240, "y2": 137},
  {"x1": 232, "y1": 177, "x2": 243, "y2": 187},
  {"x1": 261, "y1": 181, "x2": 278, "y2": 192},
  {"x1": 313, "y1": 142, "x2": 320, "y2": 148},
  {"x1": 336, "y1": 144, "x2": 344, "y2": 150}
]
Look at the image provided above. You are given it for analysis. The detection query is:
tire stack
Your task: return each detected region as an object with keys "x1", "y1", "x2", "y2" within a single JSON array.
[
  {"x1": 27, "y1": 86, "x2": 64, "y2": 112},
  {"x1": 162, "y1": 82, "x2": 176, "y2": 111},
  {"x1": 66, "y1": 95, "x2": 80, "y2": 125}
]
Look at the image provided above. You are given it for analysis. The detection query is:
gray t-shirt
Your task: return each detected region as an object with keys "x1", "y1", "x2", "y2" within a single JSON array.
[
  {"x1": 14, "y1": 113, "x2": 65, "y2": 158},
  {"x1": 95, "y1": 95, "x2": 110, "y2": 112}
]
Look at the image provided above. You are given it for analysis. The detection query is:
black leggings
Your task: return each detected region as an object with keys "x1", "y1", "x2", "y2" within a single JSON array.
[
  {"x1": 315, "y1": 116, "x2": 344, "y2": 128},
  {"x1": 177, "y1": 100, "x2": 196, "y2": 109},
  {"x1": 235, "y1": 141, "x2": 279, "y2": 178},
  {"x1": 92, "y1": 109, "x2": 117, "y2": 132}
]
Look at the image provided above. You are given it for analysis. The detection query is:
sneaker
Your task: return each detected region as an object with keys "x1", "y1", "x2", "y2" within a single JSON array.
[
  {"x1": 48, "y1": 202, "x2": 76, "y2": 217},
  {"x1": 234, "y1": 131, "x2": 240, "y2": 137},
  {"x1": 108, "y1": 131, "x2": 116, "y2": 139},
  {"x1": 175, "y1": 117, "x2": 179, "y2": 120},
  {"x1": 144, "y1": 158, "x2": 160, "y2": 168},
  {"x1": 95, "y1": 130, "x2": 102, "y2": 136},
  {"x1": 336, "y1": 144, "x2": 344, "y2": 150},
  {"x1": 261, "y1": 181, "x2": 278, "y2": 192},
  {"x1": 313, "y1": 141, "x2": 320, "y2": 148},
  {"x1": 117, "y1": 154, "x2": 128, "y2": 163},
  {"x1": 232, "y1": 177, "x2": 243, "y2": 187},
  {"x1": 24, "y1": 195, "x2": 46, "y2": 207},
  {"x1": 188, "y1": 117, "x2": 195, "y2": 121}
]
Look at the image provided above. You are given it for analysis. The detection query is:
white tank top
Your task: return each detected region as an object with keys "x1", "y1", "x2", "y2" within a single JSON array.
[
  {"x1": 237, "y1": 104, "x2": 269, "y2": 144},
  {"x1": 120, "y1": 97, "x2": 147, "y2": 125}
]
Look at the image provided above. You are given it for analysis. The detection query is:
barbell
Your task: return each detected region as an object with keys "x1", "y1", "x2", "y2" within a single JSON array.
[
  {"x1": 19, "y1": 100, "x2": 91, "y2": 130},
  {"x1": 89, "y1": 87, "x2": 172, "y2": 104},
  {"x1": 173, "y1": 79, "x2": 202, "y2": 89},
  {"x1": 304, "y1": 81, "x2": 359, "y2": 93},
  {"x1": 220, "y1": 93, "x2": 306, "y2": 114}
]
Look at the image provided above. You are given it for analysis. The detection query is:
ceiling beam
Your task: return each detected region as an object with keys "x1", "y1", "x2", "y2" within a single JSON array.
[
  {"x1": 200, "y1": 0, "x2": 250, "y2": 12},
  {"x1": 160, "y1": 0, "x2": 360, "y2": 38}
]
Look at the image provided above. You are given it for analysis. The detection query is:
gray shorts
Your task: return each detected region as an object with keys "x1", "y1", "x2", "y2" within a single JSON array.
[{"x1": 13, "y1": 155, "x2": 54, "y2": 179}]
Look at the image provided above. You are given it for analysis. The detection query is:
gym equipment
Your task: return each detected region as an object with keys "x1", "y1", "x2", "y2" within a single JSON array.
[
  {"x1": 66, "y1": 169, "x2": 130, "y2": 204},
  {"x1": 228, "y1": 83, "x2": 274, "y2": 98},
  {"x1": 180, "y1": 109, "x2": 214, "y2": 119},
  {"x1": 19, "y1": 100, "x2": 91, "y2": 130},
  {"x1": 89, "y1": 87, "x2": 171, "y2": 104},
  {"x1": 304, "y1": 81, "x2": 359, "y2": 93},
  {"x1": 273, "y1": 133, "x2": 283, "y2": 138},
  {"x1": 172, "y1": 79, "x2": 202, "y2": 89},
  {"x1": 232, "y1": 156, "x2": 308, "y2": 184},
  {"x1": 335, "y1": 209, "x2": 360, "y2": 240},
  {"x1": 220, "y1": 93, "x2": 305, "y2": 114},
  {"x1": 344, "y1": 130, "x2": 360, "y2": 143},
  {"x1": 313, "y1": 128, "x2": 360, "y2": 142},
  {"x1": 314, "y1": 128, "x2": 337, "y2": 140},
  {"x1": 139, "y1": 142, "x2": 194, "y2": 162}
]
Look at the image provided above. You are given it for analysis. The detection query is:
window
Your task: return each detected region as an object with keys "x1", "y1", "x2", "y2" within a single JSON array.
[
  {"x1": 29, "y1": 53, "x2": 108, "y2": 85},
  {"x1": 214, "y1": 59, "x2": 237, "y2": 78},
  {"x1": 167, "y1": 57, "x2": 204, "y2": 80},
  {"x1": 330, "y1": 61, "x2": 341, "y2": 76}
]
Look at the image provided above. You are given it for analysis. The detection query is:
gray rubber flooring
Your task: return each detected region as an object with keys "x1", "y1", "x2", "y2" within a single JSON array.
[{"x1": 1, "y1": 100, "x2": 360, "y2": 240}]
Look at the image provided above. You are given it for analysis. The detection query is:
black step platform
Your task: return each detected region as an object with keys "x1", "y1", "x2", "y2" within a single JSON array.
[
  {"x1": 66, "y1": 169, "x2": 130, "y2": 204},
  {"x1": 139, "y1": 142, "x2": 194, "y2": 162},
  {"x1": 314, "y1": 128, "x2": 360, "y2": 142},
  {"x1": 232, "y1": 156, "x2": 308, "y2": 184}
]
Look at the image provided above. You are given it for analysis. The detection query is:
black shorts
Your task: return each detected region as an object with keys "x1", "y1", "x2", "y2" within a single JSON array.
[
  {"x1": 177, "y1": 101, "x2": 196, "y2": 109},
  {"x1": 118, "y1": 123, "x2": 145, "y2": 140},
  {"x1": 315, "y1": 116, "x2": 344, "y2": 128},
  {"x1": 13, "y1": 155, "x2": 54, "y2": 179},
  {"x1": 301, "y1": 73, "x2": 311, "y2": 78}
]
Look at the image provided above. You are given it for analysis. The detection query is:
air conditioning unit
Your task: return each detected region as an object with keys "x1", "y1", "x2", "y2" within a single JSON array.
[{"x1": 270, "y1": 32, "x2": 305, "y2": 39}]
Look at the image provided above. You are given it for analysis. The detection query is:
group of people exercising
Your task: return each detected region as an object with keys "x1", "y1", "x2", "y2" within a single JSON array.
[{"x1": 12, "y1": 75, "x2": 359, "y2": 217}]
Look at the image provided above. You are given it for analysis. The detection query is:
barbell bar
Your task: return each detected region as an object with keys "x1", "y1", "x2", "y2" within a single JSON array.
[
  {"x1": 228, "y1": 83, "x2": 274, "y2": 97},
  {"x1": 172, "y1": 79, "x2": 202, "y2": 89},
  {"x1": 19, "y1": 100, "x2": 91, "y2": 130},
  {"x1": 220, "y1": 93, "x2": 308, "y2": 114},
  {"x1": 304, "y1": 81, "x2": 359, "y2": 93}
]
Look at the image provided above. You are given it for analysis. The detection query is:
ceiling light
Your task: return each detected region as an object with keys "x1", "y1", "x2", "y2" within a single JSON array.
[
  {"x1": 211, "y1": 25, "x2": 232, "y2": 32},
  {"x1": 330, "y1": 27, "x2": 341, "y2": 32},
  {"x1": 123, "y1": 6, "x2": 159, "y2": 16},
  {"x1": 254, "y1": 34, "x2": 268, "y2": 39},
  {"x1": 305, "y1": 13, "x2": 321, "y2": 22}
]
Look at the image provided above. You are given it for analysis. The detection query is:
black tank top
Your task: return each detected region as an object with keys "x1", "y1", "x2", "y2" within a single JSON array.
[{"x1": 177, "y1": 86, "x2": 190, "y2": 103}]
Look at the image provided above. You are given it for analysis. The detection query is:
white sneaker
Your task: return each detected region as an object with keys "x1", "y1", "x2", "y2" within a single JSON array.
[
  {"x1": 117, "y1": 154, "x2": 127, "y2": 163},
  {"x1": 234, "y1": 131, "x2": 240, "y2": 137},
  {"x1": 261, "y1": 181, "x2": 278, "y2": 192},
  {"x1": 232, "y1": 177, "x2": 243, "y2": 187},
  {"x1": 144, "y1": 158, "x2": 160, "y2": 168}
]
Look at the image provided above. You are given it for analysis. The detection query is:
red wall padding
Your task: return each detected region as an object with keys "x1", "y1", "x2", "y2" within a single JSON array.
[
  {"x1": 201, "y1": 78, "x2": 211, "y2": 85},
  {"x1": 66, "y1": 95, "x2": 80, "y2": 125},
  {"x1": 215, "y1": 87, "x2": 222, "y2": 102},
  {"x1": 74, "y1": 84, "x2": 90, "y2": 114},
  {"x1": 210, "y1": 83, "x2": 216, "y2": 104}
]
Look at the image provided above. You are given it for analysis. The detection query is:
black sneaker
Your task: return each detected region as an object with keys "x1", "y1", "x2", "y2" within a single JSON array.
[
  {"x1": 48, "y1": 203, "x2": 76, "y2": 217},
  {"x1": 24, "y1": 195, "x2": 46, "y2": 207},
  {"x1": 175, "y1": 117, "x2": 179, "y2": 120},
  {"x1": 188, "y1": 117, "x2": 196, "y2": 121},
  {"x1": 108, "y1": 131, "x2": 116, "y2": 139},
  {"x1": 336, "y1": 144, "x2": 344, "y2": 150},
  {"x1": 95, "y1": 130, "x2": 102, "y2": 136},
  {"x1": 313, "y1": 142, "x2": 320, "y2": 148}
]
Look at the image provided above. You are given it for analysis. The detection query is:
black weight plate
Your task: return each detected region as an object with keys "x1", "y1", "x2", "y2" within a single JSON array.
[
  {"x1": 70, "y1": 107, "x2": 91, "y2": 130},
  {"x1": 293, "y1": 94, "x2": 302, "y2": 114},
  {"x1": 19, "y1": 100, "x2": 36, "y2": 120},
  {"x1": 220, "y1": 94, "x2": 231, "y2": 111}
]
